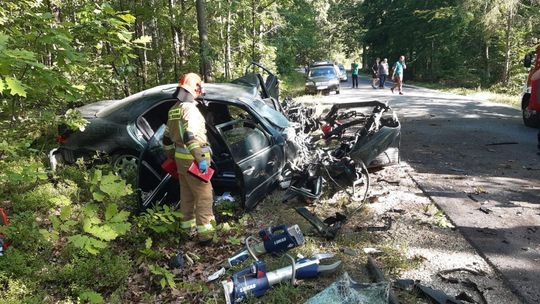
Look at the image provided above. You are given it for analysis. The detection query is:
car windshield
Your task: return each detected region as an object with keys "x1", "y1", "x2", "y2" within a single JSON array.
[
  {"x1": 309, "y1": 67, "x2": 336, "y2": 77},
  {"x1": 339, "y1": 65, "x2": 345, "y2": 72},
  {"x1": 249, "y1": 98, "x2": 290, "y2": 129}
]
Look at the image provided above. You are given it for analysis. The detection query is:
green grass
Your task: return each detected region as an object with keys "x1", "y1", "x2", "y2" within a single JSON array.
[
  {"x1": 407, "y1": 80, "x2": 521, "y2": 108},
  {"x1": 280, "y1": 71, "x2": 307, "y2": 98}
]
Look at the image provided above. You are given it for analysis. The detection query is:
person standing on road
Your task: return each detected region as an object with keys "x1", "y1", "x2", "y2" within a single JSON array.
[
  {"x1": 371, "y1": 58, "x2": 380, "y2": 88},
  {"x1": 163, "y1": 72, "x2": 215, "y2": 244},
  {"x1": 378, "y1": 58, "x2": 389, "y2": 89},
  {"x1": 351, "y1": 60, "x2": 359, "y2": 88},
  {"x1": 391, "y1": 55, "x2": 407, "y2": 95}
]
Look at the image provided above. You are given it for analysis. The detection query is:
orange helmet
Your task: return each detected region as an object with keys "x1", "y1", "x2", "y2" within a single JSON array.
[{"x1": 179, "y1": 73, "x2": 203, "y2": 97}]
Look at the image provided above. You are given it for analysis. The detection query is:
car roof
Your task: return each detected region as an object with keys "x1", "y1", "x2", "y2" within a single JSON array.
[
  {"x1": 311, "y1": 61, "x2": 335, "y2": 67},
  {"x1": 96, "y1": 82, "x2": 258, "y2": 118}
]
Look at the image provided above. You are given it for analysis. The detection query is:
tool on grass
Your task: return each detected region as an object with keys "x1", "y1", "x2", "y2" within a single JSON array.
[
  {"x1": 225, "y1": 224, "x2": 305, "y2": 267},
  {"x1": 207, "y1": 224, "x2": 306, "y2": 282},
  {"x1": 221, "y1": 253, "x2": 341, "y2": 303}
]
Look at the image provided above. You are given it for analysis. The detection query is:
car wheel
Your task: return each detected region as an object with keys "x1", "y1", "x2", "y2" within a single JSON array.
[
  {"x1": 336, "y1": 86, "x2": 340, "y2": 94},
  {"x1": 112, "y1": 151, "x2": 139, "y2": 183},
  {"x1": 522, "y1": 93, "x2": 540, "y2": 128}
]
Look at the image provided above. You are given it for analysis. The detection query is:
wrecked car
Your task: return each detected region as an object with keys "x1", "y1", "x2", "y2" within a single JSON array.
[{"x1": 138, "y1": 64, "x2": 401, "y2": 210}]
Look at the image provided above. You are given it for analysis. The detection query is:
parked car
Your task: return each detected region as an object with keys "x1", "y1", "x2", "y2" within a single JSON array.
[
  {"x1": 522, "y1": 45, "x2": 540, "y2": 128},
  {"x1": 305, "y1": 64, "x2": 341, "y2": 95},
  {"x1": 338, "y1": 64, "x2": 347, "y2": 82}
]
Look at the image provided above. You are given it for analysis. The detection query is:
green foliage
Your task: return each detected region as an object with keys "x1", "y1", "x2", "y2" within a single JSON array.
[
  {"x1": 280, "y1": 71, "x2": 307, "y2": 97},
  {"x1": 50, "y1": 250, "x2": 132, "y2": 295},
  {"x1": 0, "y1": 273, "x2": 38, "y2": 304},
  {"x1": 434, "y1": 210, "x2": 453, "y2": 229},
  {"x1": 61, "y1": 109, "x2": 89, "y2": 132},
  {"x1": 148, "y1": 264, "x2": 176, "y2": 289},
  {"x1": 78, "y1": 291, "x2": 104, "y2": 304},
  {"x1": 90, "y1": 169, "x2": 133, "y2": 202},
  {"x1": 135, "y1": 205, "x2": 183, "y2": 235}
]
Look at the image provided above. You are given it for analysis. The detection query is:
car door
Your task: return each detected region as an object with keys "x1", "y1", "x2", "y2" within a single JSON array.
[{"x1": 215, "y1": 105, "x2": 282, "y2": 210}]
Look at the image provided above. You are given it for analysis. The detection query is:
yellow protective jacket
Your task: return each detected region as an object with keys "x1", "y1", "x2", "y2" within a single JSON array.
[{"x1": 163, "y1": 88, "x2": 210, "y2": 162}]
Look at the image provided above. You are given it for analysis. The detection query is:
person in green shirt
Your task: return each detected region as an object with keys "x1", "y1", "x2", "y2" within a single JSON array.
[
  {"x1": 351, "y1": 61, "x2": 359, "y2": 88},
  {"x1": 391, "y1": 55, "x2": 406, "y2": 95}
]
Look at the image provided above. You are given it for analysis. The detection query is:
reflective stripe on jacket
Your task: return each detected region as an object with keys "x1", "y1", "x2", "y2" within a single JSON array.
[{"x1": 164, "y1": 88, "x2": 210, "y2": 162}]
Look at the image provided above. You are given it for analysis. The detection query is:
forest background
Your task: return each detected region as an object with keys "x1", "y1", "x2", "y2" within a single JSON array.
[
  {"x1": 2, "y1": 0, "x2": 540, "y2": 121},
  {"x1": 1, "y1": 0, "x2": 539, "y2": 303}
]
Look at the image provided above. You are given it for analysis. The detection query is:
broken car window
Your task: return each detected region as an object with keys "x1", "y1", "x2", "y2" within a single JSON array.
[{"x1": 216, "y1": 105, "x2": 271, "y2": 162}]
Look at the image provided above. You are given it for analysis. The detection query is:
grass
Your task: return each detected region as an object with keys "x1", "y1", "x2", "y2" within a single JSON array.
[
  {"x1": 280, "y1": 71, "x2": 306, "y2": 98},
  {"x1": 407, "y1": 80, "x2": 521, "y2": 108}
]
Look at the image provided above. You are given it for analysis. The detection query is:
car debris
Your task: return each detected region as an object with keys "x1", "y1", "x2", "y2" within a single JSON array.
[
  {"x1": 296, "y1": 207, "x2": 347, "y2": 240},
  {"x1": 368, "y1": 255, "x2": 467, "y2": 304},
  {"x1": 485, "y1": 142, "x2": 519, "y2": 146},
  {"x1": 221, "y1": 253, "x2": 341, "y2": 303},
  {"x1": 304, "y1": 272, "x2": 389, "y2": 304},
  {"x1": 394, "y1": 279, "x2": 464, "y2": 304},
  {"x1": 366, "y1": 256, "x2": 399, "y2": 304},
  {"x1": 356, "y1": 216, "x2": 393, "y2": 232},
  {"x1": 168, "y1": 252, "x2": 185, "y2": 269}
]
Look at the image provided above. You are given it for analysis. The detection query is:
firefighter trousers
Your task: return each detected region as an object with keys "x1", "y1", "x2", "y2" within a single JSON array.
[{"x1": 175, "y1": 158, "x2": 214, "y2": 229}]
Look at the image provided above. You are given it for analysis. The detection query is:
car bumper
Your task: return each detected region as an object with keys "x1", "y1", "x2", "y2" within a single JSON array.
[{"x1": 305, "y1": 84, "x2": 340, "y2": 93}]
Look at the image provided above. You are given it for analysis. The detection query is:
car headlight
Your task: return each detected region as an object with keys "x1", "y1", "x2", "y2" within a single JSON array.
[{"x1": 305, "y1": 82, "x2": 313, "y2": 86}]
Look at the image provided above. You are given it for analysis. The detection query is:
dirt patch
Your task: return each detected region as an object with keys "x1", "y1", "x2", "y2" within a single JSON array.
[{"x1": 202, "y1": 161, "x2": 521, "y2": 303}]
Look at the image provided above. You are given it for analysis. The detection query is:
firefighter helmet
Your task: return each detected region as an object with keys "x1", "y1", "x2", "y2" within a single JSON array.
[{"x1": 179, "y1": 73, "x2": 203, "y2": 97}]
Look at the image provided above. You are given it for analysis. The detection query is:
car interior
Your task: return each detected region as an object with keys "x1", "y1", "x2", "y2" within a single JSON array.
[{"x1": 137, "y1": 99, "x2": 273, "y2": 205}]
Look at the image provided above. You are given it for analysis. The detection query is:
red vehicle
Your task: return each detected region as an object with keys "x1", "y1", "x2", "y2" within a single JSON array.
[{"x1": 522, "y1": 45, "x2": 540, "y2": 128}]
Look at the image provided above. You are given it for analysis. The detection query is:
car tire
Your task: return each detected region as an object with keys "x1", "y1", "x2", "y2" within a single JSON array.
[
  {"x1": 368, "y1": 147, "x2": 400, "y2": 168},
  {"x1": 522, "y1": 93, "x2": 540, "y2": 128},
  {"x1": 336, "y1": 86, "x2": 340, "y2": 95},
  {"x1": 112, "y1": 151, "x2": 140, "y2": 182}
]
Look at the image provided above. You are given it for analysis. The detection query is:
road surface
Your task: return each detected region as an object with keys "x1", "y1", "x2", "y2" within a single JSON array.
[{"x1": 313, "y1": 75, "x2": 540, "y2": 303}]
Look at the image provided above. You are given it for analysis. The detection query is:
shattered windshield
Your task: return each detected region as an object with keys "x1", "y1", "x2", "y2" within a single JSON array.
[{"x1": 250, "y1": 98, "x2": 290, "y2": 129}]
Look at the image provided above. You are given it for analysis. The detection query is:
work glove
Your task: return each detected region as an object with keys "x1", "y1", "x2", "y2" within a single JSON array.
[{"x1": 198, "y1": 159, "x2": 208, "y2": 174}]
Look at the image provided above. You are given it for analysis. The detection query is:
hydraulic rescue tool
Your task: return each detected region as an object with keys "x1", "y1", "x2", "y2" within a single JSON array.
[
  {"x1": 221, "y1": 253, "x2": 341, "y2": 303},
  {"x1": 225, "y1": 224, "x2": 305, "y2": 267}
]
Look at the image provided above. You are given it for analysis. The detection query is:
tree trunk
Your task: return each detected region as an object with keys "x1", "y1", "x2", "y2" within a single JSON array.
[
  {"x1": 484, "y1": 43, "x2": 491, "y2": 82},
  {"x1": 251, "y1": 0, "x2": 256, "y2": 63},
  {"x1": 169, "y1": 0, "x2": 180, "y2": 80},
  {"x1": 196, "y1": 0, "x2": 210, "y2": 81},
  {"x1": 502, "y1": 5, "x2": 514, "y2": 85},
  {"x1": 225, "y1": 0, "x2": 232, "y2": 80},
  {"x1": 150, "y1": 0, "x2": 164, "y2": 83},
  {"x1": 362, "y1": 45, "x2": 367, "y2": 69}
]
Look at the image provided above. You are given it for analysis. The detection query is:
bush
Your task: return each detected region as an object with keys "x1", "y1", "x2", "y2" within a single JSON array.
[
  {"x1": 46, "y1": 249, "x2": 132, "y2": 297},
  {"x1": 280, "y1": 71, "x2": 306, "y2": 97}
]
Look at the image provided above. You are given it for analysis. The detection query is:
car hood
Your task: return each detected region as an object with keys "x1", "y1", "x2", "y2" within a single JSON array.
[
  {"x1": 77, "y1": 100, "x2": 118, "y2": 118},
  {"x1": 307, "y1": 76, "x2": 336, "y2": 83}
]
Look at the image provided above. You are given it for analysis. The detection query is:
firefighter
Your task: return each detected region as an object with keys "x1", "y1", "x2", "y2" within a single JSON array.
[{"x1": 163, "y1": 73, "x2": 215, "y2": 243}]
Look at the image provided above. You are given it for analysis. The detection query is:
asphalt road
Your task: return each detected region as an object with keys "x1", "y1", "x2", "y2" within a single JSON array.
[{"x1": 315, "y1": 75, "x2": 540, "y2": 303}]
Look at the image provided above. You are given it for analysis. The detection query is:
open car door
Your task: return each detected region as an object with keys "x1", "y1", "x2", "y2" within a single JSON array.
[{"x1": 136, "y1": 125, "x2": 180, "y2": 209}]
